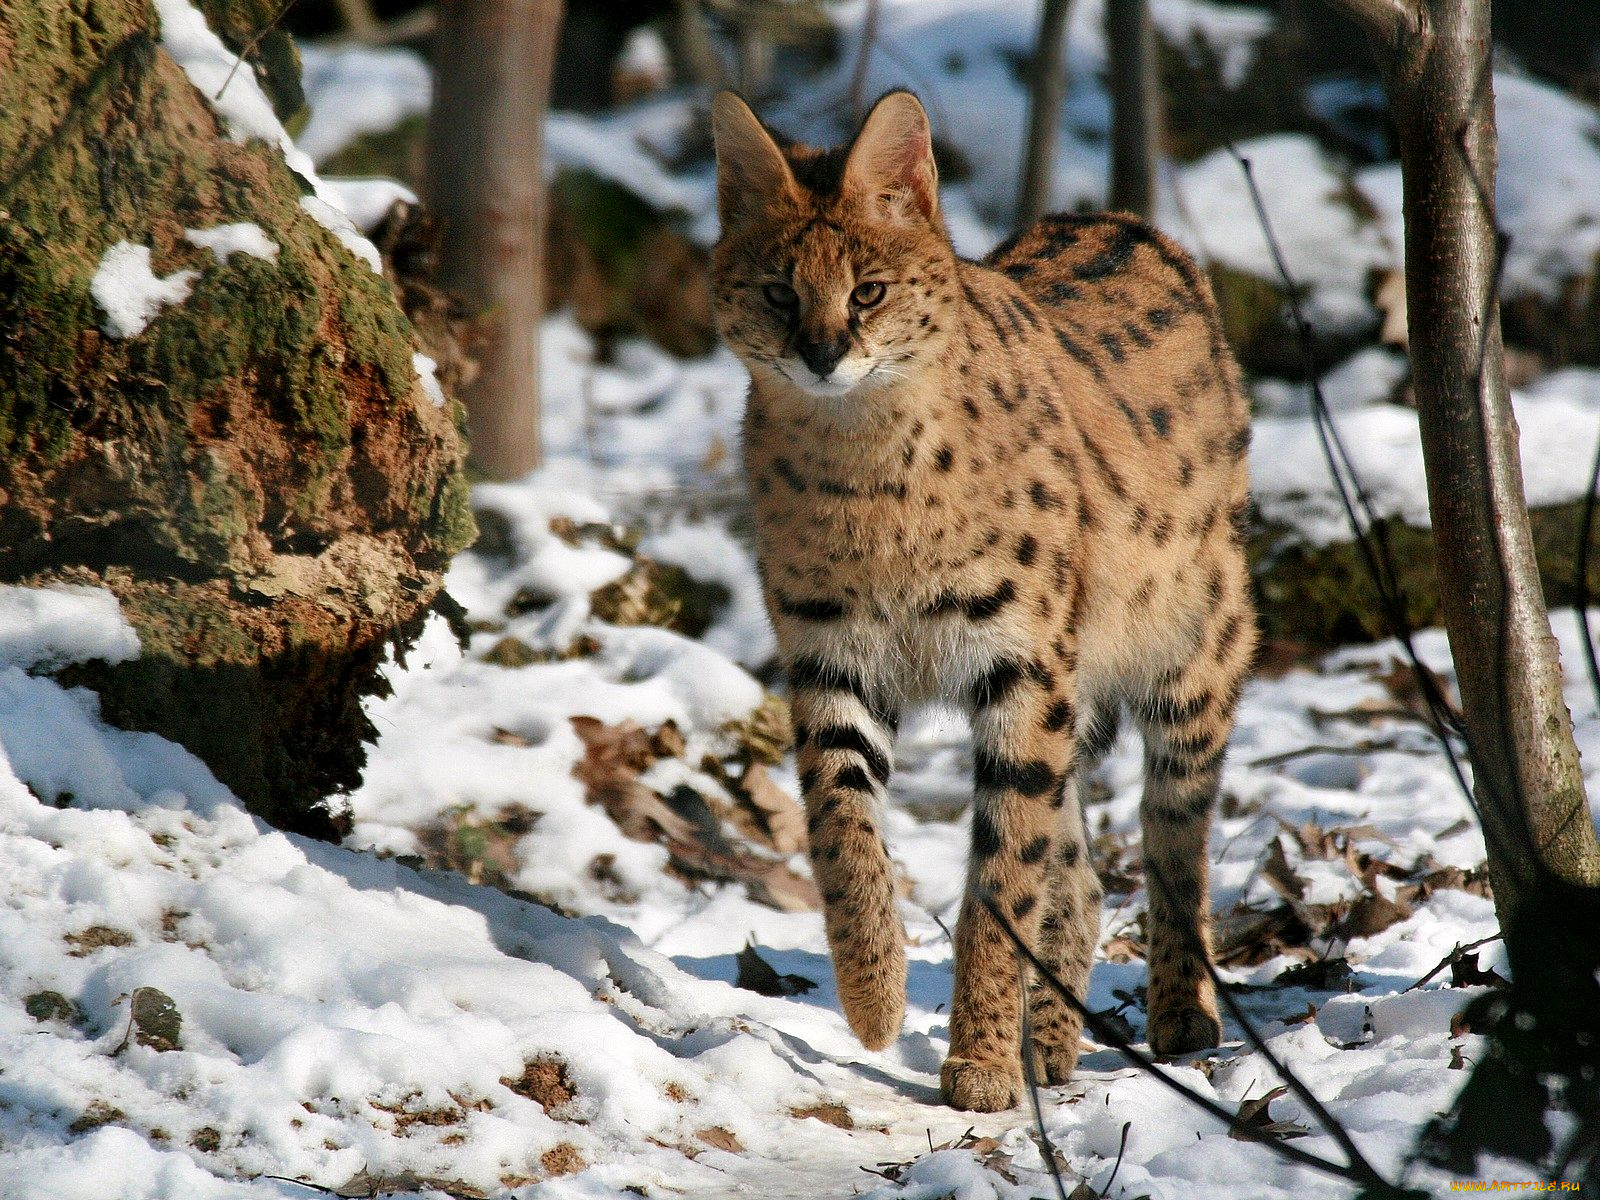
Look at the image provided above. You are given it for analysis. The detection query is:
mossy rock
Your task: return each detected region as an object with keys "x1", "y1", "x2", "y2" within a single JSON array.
[
  {"x1": 0, "y1": 0, "x2": 474, "y2": 837},
  {"x1": 1248, "y1": 500, "x2": 1600, "y2": 647}
]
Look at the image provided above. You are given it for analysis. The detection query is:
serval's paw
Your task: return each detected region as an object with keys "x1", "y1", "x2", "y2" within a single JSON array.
[
  {"x1": 941, "y1": 1057, "x2": 1022, "y2": 1112},
  {"x1": 1147, "y1": 1000, "x2": 1222, "y2": 1057}
]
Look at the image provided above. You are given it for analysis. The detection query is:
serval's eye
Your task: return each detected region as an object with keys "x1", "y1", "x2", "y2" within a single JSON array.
[
  {"x1": 763, "y1": 282, "x2": 798, "y2": 309},
  {"x1": 851, "y1": 281, "x2": 887, "y2": 308}
]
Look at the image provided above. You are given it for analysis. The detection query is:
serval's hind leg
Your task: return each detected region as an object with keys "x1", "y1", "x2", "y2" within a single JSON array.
[
  {"x1": 1132, "y1": 592, "x2": 1251, "y2": 1057},
  {"x1": 1027, "y1": 704, "x2": 1115, "y2": 1084}
]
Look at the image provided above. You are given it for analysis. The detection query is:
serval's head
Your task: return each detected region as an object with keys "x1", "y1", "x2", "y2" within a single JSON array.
[{"x1": 711, "y1": 90, "x2": 958, "y2": 407}]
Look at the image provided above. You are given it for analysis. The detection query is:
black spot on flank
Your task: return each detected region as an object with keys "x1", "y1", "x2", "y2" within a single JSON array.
[
  {"x1": 1178, "y1": 456, "x2": 1194, "y2": 487},
  {"x1": 1148, "y1": 406, "x2": 1172, "y2": 437},
  {"x1": 1079, "y1": 434, "x2": 1127, "y2": 499},
  {"x1": 989, "y1": 378, "x2": 1016, "y2": 412},
  {"x1": 1060, "y1": 840, "x2": 1082, "y2": 866},
  {"x1": 1053, "y1": 327, "x2": 1106, "y2": 381},
  {"x1": 1029, "y1": 481, "x2": 1061, "y2": 510},
  {"x1": 1151, "y1": 514, "x2": 1173, "y2": 545},
  {"x1": 974, "y1": 751, "x2": 1061, "y2": 797},
  {"x1": 971, "y1": 659, "x2": 1025, "y2": 709},
  {"x1": 1019, "y1": 835, "x2": 1051, "y2": 864},
  {"x1": 834, "y1": 763, "x2": 874, "y2": 793},
  {"x1": 973, "y1": 807, "x2": 1003, "y2": 858},
  {"x1": 1011, "y1": 894, "x2": 1038, "y2": 919},
  {"x1": 1227, "y1": 426, "x2": 1251, "y2": 459},
  {"x1": 963, "y1": 397, "x2": 981, "y2": 420},
  {"x1": 1015, "y1": 534, "x2": 1038, "y2": 566},
  {"x1": 799, "y1": 766, "x2": 822, "y2": 796},
  {"x1": 812, "y1": 725, "x2": 892, "y2": 785},
  {"x1": 1003, "y1": 261, "x2": 1035, "y2": 280},
  {"x1": 1009, "y1": 296, "x2": 1042, "y2": 332},
  {"x1": 934, "y1": 444, "x2": 954, "y2": 471},
  {"x1": 1042, "y1": 698, "x2": 1076, "y2": 732},
  {"x1": 1124, "y1": 320, "x2": 1153, "y2": 349},
  {"x1": 1097, "y1": 331, "x2": 1126, "y2": 364},
  {"x1": 1115, "y1": 397, "x2": 1144, "y2": 435},
  {"x1": 773, "y1": 458, "x2": 807, "y2": 492},
  {"x1": 1214, "y1": 612, "x2": 1244, "y2": 658},
  {"x1": 1146, "y1": 306, "x2": 1175, "y2": 330},
  {"x1": 1072, "y1": 223, "x2": 1139, "y2": 281},
  {"x1": 776, "y1": 593, "x2": 846, "y2": 621},
  {"x1": 1044, "y1": 281, "x2": 1084, "y2": 303},
  {"x1": 1130, "y1": 504, "x2": 1148, "y2": 533}
]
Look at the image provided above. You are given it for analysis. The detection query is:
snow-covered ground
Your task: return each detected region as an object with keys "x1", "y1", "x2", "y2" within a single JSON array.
[{"x1": 8, "y1": 1, "x2": 1600, "y2": 1196}]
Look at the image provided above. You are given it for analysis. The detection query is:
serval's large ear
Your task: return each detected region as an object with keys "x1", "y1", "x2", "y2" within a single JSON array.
[
  {"x1": 712, "y1": 91, "x2": 798, "y2": 228},
  {"x1": 842, "y1": 90, "x2": 938, "y2": 223}
]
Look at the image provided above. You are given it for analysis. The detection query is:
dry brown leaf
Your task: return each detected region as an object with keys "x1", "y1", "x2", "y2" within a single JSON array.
[
  {"x1": 1338, "y1": 891, "x2": 1413, "y2": 939},
  {"x1": 735, "y1": 941, "x2": 817, "y2": 997},
  {"x1": 734, "y1": 762, "x2": 807, "y2": 856},
  {"x1": 1231, "y1": 1086, "x2": 1311, "y2": 1142},
  {"x1": 791, "y1": 1103, "x2": 853, "y2": 1129},
  {"x1": 695, "y1": 1127, "x2": 744, "y2": 1153},
  {"x1": 1261, "y1": 837, "x2": 1306, "y2": 901}
]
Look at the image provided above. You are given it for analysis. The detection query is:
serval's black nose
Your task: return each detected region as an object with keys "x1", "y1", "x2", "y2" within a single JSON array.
[{"x1": 797, "y1": 334, "x2": 849, "y2": 378}]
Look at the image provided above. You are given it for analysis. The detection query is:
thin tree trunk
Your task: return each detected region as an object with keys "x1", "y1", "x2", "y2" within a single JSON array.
[
  {"x1": 848, "y1": 0, "x2": 883, "y2": 120},
  {"x1": 1016, "y1": 0, "x2": 1073, "y2": 227},
  {"x1": 333, "y1": 0, "x2": 380, "y2": 41},
  {"x1": 426, "y1": 0, "x2": 562, "y2": 479},
  {"x1": 1329, "y1": 0, "x2": 1600, "y2": 921},
  {"x1": 1106, "y1": 0, "x2": 1158, "y2": 218}
]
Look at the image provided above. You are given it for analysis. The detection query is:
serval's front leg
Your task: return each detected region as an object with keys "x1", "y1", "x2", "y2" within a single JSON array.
[
  {"x1": 791, "y1": 655, "x2": 906, "y2": 1050},
  {"x1": 942, "y1": 651, "x2": 1077, "y2": 1112}
]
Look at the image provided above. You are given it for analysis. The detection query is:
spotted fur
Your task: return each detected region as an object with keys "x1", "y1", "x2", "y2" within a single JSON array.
[{"x1": 711, "y1": 90, "x2": 1256, "y2": 1112}]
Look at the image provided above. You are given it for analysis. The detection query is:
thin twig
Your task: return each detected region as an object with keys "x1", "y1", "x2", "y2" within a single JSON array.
[
  {"x1": 1017, "y1": 949, "x2": 1071, "y2": 1200},
  {"x1": 215, "y1": 0, "x2": 298, "y2": 101},
  {"x1": 1401, "y1": 933, "x2": 1502, "y2": 993},
  {"x1": 980, "y1": 895, "x2": 1399, "y2": 1191}
]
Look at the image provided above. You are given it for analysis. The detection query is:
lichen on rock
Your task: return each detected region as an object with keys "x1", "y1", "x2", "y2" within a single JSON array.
[{"x1": 0, "y1": 0, "x2": 475, "y2": 836}]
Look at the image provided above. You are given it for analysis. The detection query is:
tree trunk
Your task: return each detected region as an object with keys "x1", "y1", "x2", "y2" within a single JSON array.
[
  {"x1": 0, "y1": 0, "x2": 475, "y2": 838},
  {"x1": 1330, "y1": 0, "x2": 1600, "y2": 920},
  {"x1": 1016, "y1": 0, "x2": 1073, "y2": 227},
  {"x1": 426, "y1": 0, "x2": 562, "y2": 480},
  {"x1": 1106, "y1": 0, "x2": 1159, "y2": 218}
]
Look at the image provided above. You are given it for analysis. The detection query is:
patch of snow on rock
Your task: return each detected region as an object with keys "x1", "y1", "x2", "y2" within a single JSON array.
[
  {"x1": 299, "y1": 195, "x2": 384, "y2": 273},
  {"x1": 183, "y1": 222, "x2": 279, "y2": 264},
  {"x1": 89, "y1": 242, "x2": 200, "y2": 339},
  {"x1": 0, "y1": 586, "x2": 139, "y2": 672},
  {"x1": 412, "y1": 352, "x2": 447, "y2": 408}
]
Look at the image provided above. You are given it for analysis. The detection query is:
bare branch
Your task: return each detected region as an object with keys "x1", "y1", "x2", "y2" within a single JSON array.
[{"x1": 1321, "y1": 0, "x2": 1425, "y2": 41}]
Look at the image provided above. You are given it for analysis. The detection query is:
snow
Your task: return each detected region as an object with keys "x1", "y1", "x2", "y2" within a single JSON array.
[
  {"x1": 183, "y1": 223, "x2": 279, "y2": 265},
  {"x1": 323, "y1": 177, "x2": 418, "y2": 233},
  {"x1": 1252, "y1": 370, "x2": 1600, "y2": 545},
  {"x1": 297, "y1": 45, "x2": 432, "y2": 166},
  {"x1": 0, "y1": 586, "x2": 140, "y2": 672},
  {"x1": 5, "y1": 310, "x2": 1576, "y2": 1194},
  {"x1": 89, "y1": 242, "x2": 200, "y2": 339},
  {"x1": 299, "y1": 194, "x2": 384, "y2": 273},
  {"x1": 154, "y1": 0, "x2": 392, "y2": 279},
  {"x1": 412, "y1": 352, "x2": 447, "y2": 408},
  {"x1": 1171, "y1": 134, "x2": 1391, "y2": 335}
]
